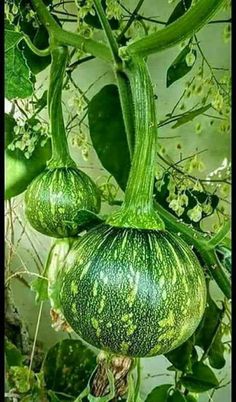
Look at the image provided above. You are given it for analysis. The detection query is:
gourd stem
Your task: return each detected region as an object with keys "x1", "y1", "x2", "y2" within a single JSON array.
[
  {"x1": 107, "y1": 56, "x2": 164, "y2": 230},
  {"x1": 127, "y1": 0, "x2": 224, "y2": 57},
  {"x1": 93, "y1": 0, "x2": 120, "y2": 65},
  {"x1": 47, "y1": 40, "x2": 76, "y2": 168}
]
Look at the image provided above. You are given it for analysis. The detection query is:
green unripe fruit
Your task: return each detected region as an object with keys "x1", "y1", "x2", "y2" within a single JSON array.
[
  {"x1": 24, "y1": 167, "x2": 101, "y2": 238},
  {"x1": 59, "y1": 224, "x2": 207, "y2": 357}
]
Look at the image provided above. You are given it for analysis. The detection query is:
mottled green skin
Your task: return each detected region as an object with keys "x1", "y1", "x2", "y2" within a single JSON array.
[
  {"x1": 59, "y1": 224, "x2": 207, "y2": 357},
  {"x1": 24, "y1": 167, "x2": 101, "y2": 238}
]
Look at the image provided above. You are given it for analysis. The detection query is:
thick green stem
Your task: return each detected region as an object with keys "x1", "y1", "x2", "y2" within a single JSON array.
[
  {"x1": 199, "y1": 248, "x2": 231, "y2": 299},
  {"x1": 31, "y1": 0, "x2": 112, "y2": 62},
  {"x1": 206, "y1": 220, "x2": 231, "y2": 250},
  {"x1": 93, "y1": 0, "x2": 120, "y2": 64},
  {"x1": 107, "y1": 56, "x2": 164, "y2": 230},
  {"x1": 47, "y1": 41, "x2": 75, "y2": 167},
  {"x1": 127, "y1": 0, "x2": 224, "y2": 57}
]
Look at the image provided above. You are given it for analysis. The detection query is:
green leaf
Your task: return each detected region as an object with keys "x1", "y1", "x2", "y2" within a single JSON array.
[
  {"x1": 167, "y1": 389, "x2": 187, "y2": 402},
  {"x1": 5, "y1": 24, "x2": 24, "y2": 50},
  {"x1": 171, "y1": 105, "x2": 211, "y2": 128},
  {"x1": 165, "y1": 339, "x2": 197, "y2": 372},
  {"x1": 31, "y1": 277, "x2": 49, "y2": 303},
  {"x1": 8, "y1": 366, "x2": 34, "y2": 393},
  {"x1": 5, "y1": 113, "x2": 16, "y2": 149},
  {"x1": 88, "y1": 85, "x2": 130, "y2": 191},
  {"x1": 5, "y1": 137, "x2": 51, "y2": 199},
  {"x1": 5, "y1": 27, "x2": 34, "y2": 100},
  {"x1": 5, "y1": 339, "x2": 23, "y2": 367},
  {"x1": 43, "y1": 339, "x2": 96, "y2": 398},
  {"x1": 166, "y1": 45, "x2": 197, "y2": 88},
  {"x1": 145, "y1": 384, "x2": 172, "y2": 402},
  {"x1": 195, "y1": 294, "x2": 225, "y2": 369},
  {"x1": 166, "y1": 0, "x2": 192, "y2": 25},
  {"x1": 180, "y1": 362, "x2": 219, "y2": 393}
]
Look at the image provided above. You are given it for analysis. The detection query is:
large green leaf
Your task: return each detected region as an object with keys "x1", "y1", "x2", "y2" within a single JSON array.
[
  {"x1": 167, "y1": 390, "x2": 187, "y2": 402},
  {"x1": 5, "y1": 26, "x2": 34, "y2": 100},
  {"x1": 30, "y1": 277, "x2": 49, "y2": 304},
  {"x1": 166, "y1": 0, "x2": 192, "y2": 25},
  {"x1": 166, "y1": 45, "x2": 197, "y2": 88},
  {"x1": 165, "y1": 339, "x2": 197, "y2": 372},
  {"x1": 5, "y1": 339, "x2": 23, "y2": 367},
  {"x1": 5, "y1": 24, "x2": 23, "y2": 50},
  {"x1": 171, "y1": 105, "x2": 211, "y2": 129},
  {"x1": 43, "y1": 339, "x2": 96, "y2": 399},
  {"x1": 145, "y1": 384, "x2": 172, "y2": 402},
  {"x1": 180, "y1": 362, "x2": 219, "y2": 393},
  {"x1": 4, "y1": 113, "x2": 16, "y2": 148},
  {"x1": 195, "y1": 294, "x2": 225, "y2": 369},
  {"x1": 88, "y1": 84, "x2": 131, "y2": 191}
]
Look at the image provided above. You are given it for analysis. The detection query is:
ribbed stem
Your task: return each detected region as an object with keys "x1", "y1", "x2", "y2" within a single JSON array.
[
  {"x1": 127, "y1": 0, "x2": 224, "y2": 57},
  {"x1": 107, "y1": 56, "x2": 164, "y2": 230},
  {"x1": 47, "y1": 41, "x2": 76, "y2": 168}
]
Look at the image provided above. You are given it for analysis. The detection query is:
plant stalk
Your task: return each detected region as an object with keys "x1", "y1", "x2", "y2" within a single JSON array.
[
  {"x1": 47, "y1": 41, "x2": 75, "y2": 167},
  {"x1": 31, "y1": 0, "x2": 112, "y2": 62},
  {"x1": 127, "y1": 0, "x2": 224, "y2": 57},
  {"x1": 107, "y1": 56, "x2": 165, "y2": 230}
]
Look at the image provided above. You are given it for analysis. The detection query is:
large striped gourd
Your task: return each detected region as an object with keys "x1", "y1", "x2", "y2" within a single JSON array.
[
  {"x1": 24, "y1": 44, "x2": 100, "y2": 238},
  {"x1": 58, "y1": 55, "x2": 207, "y2": 357}
]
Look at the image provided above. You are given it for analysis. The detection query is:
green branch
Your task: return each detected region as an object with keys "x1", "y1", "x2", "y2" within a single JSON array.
[
  {"x1": 127, "y1": 0, "x2": 224, "y2": 57},
  {"x1": 206, "y1": 220, "x2": 231, "y2": 250},
  {"x1": 93, "y1": 0, "x2": 120, "y2": 64},
  {"x1": 31, "y1": 0, "x2": 112, "y2": 61},
  {"x1": 23, "y1": 34, "x2": 50, "y2": 56},
  {"x1": 199, "y1": 248, "x2": 231, "y2": 299}
]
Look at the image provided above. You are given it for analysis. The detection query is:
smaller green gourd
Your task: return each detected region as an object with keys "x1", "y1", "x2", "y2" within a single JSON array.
[{"x1": 25, "y1": 42, "x2": 101, "y2": 238}]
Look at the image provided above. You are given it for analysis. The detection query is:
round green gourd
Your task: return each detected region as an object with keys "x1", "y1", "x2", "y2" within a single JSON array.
[
  {"x1": 59, "y1": 224, "x2": 206, "y2": 357},
  {"x1": 24, "y1": 44, "x2": 101, "y2": 237},
  {"x1": 57, "y1": 55, "x2": 207, "y2": 357},
  {"x1": 25, "y1": 167, "x2": 100, "y2": 237}
]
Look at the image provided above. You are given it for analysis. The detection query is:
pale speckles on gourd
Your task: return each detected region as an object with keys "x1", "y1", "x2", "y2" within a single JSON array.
[
  {"x1": 159, "y1": 275, "x2": 165, "y2": 288},
  {"x1": 172, "y1": 268, "x2": 177, "y2": 285},
  {"x1": 72, "y1": 303, "x2": 77, "y2": 314},
  {"x1": 71, "y1": 281, "x2": 78, "y2": 296},
  {"x1": 98, "y1": 295, "x2": 106, "y2": 314},
  {"x1": 91, "y1": 317, "x2": 101, "y2": 337},
  {"x1": 121, "y1": 233, "x2": 128, "y2": 250},
  {"x1": 162, "y1": 288, "x2": 167, "y2": 300},
  {"x1": 120, "y1": 312, "x2": 137, "y2": 336},
  {"x1": 80, "y1": 261, "x2": 91, "y2": 280},
  {"x1": 148, "y1": 343, "x2": 161, "y2": 356},
  {"x1": 120, "y1": 341, "x2": 130, "y2": 354},
  {"x1": 93, "y1": 280, "x2": 98, "y2": 297},
  {"x1": 127, "y1": 271, "x2": 140, "y2": 307},
  {"x1": 158, "y1": 310, "x2": 175, "y2": 327}
]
